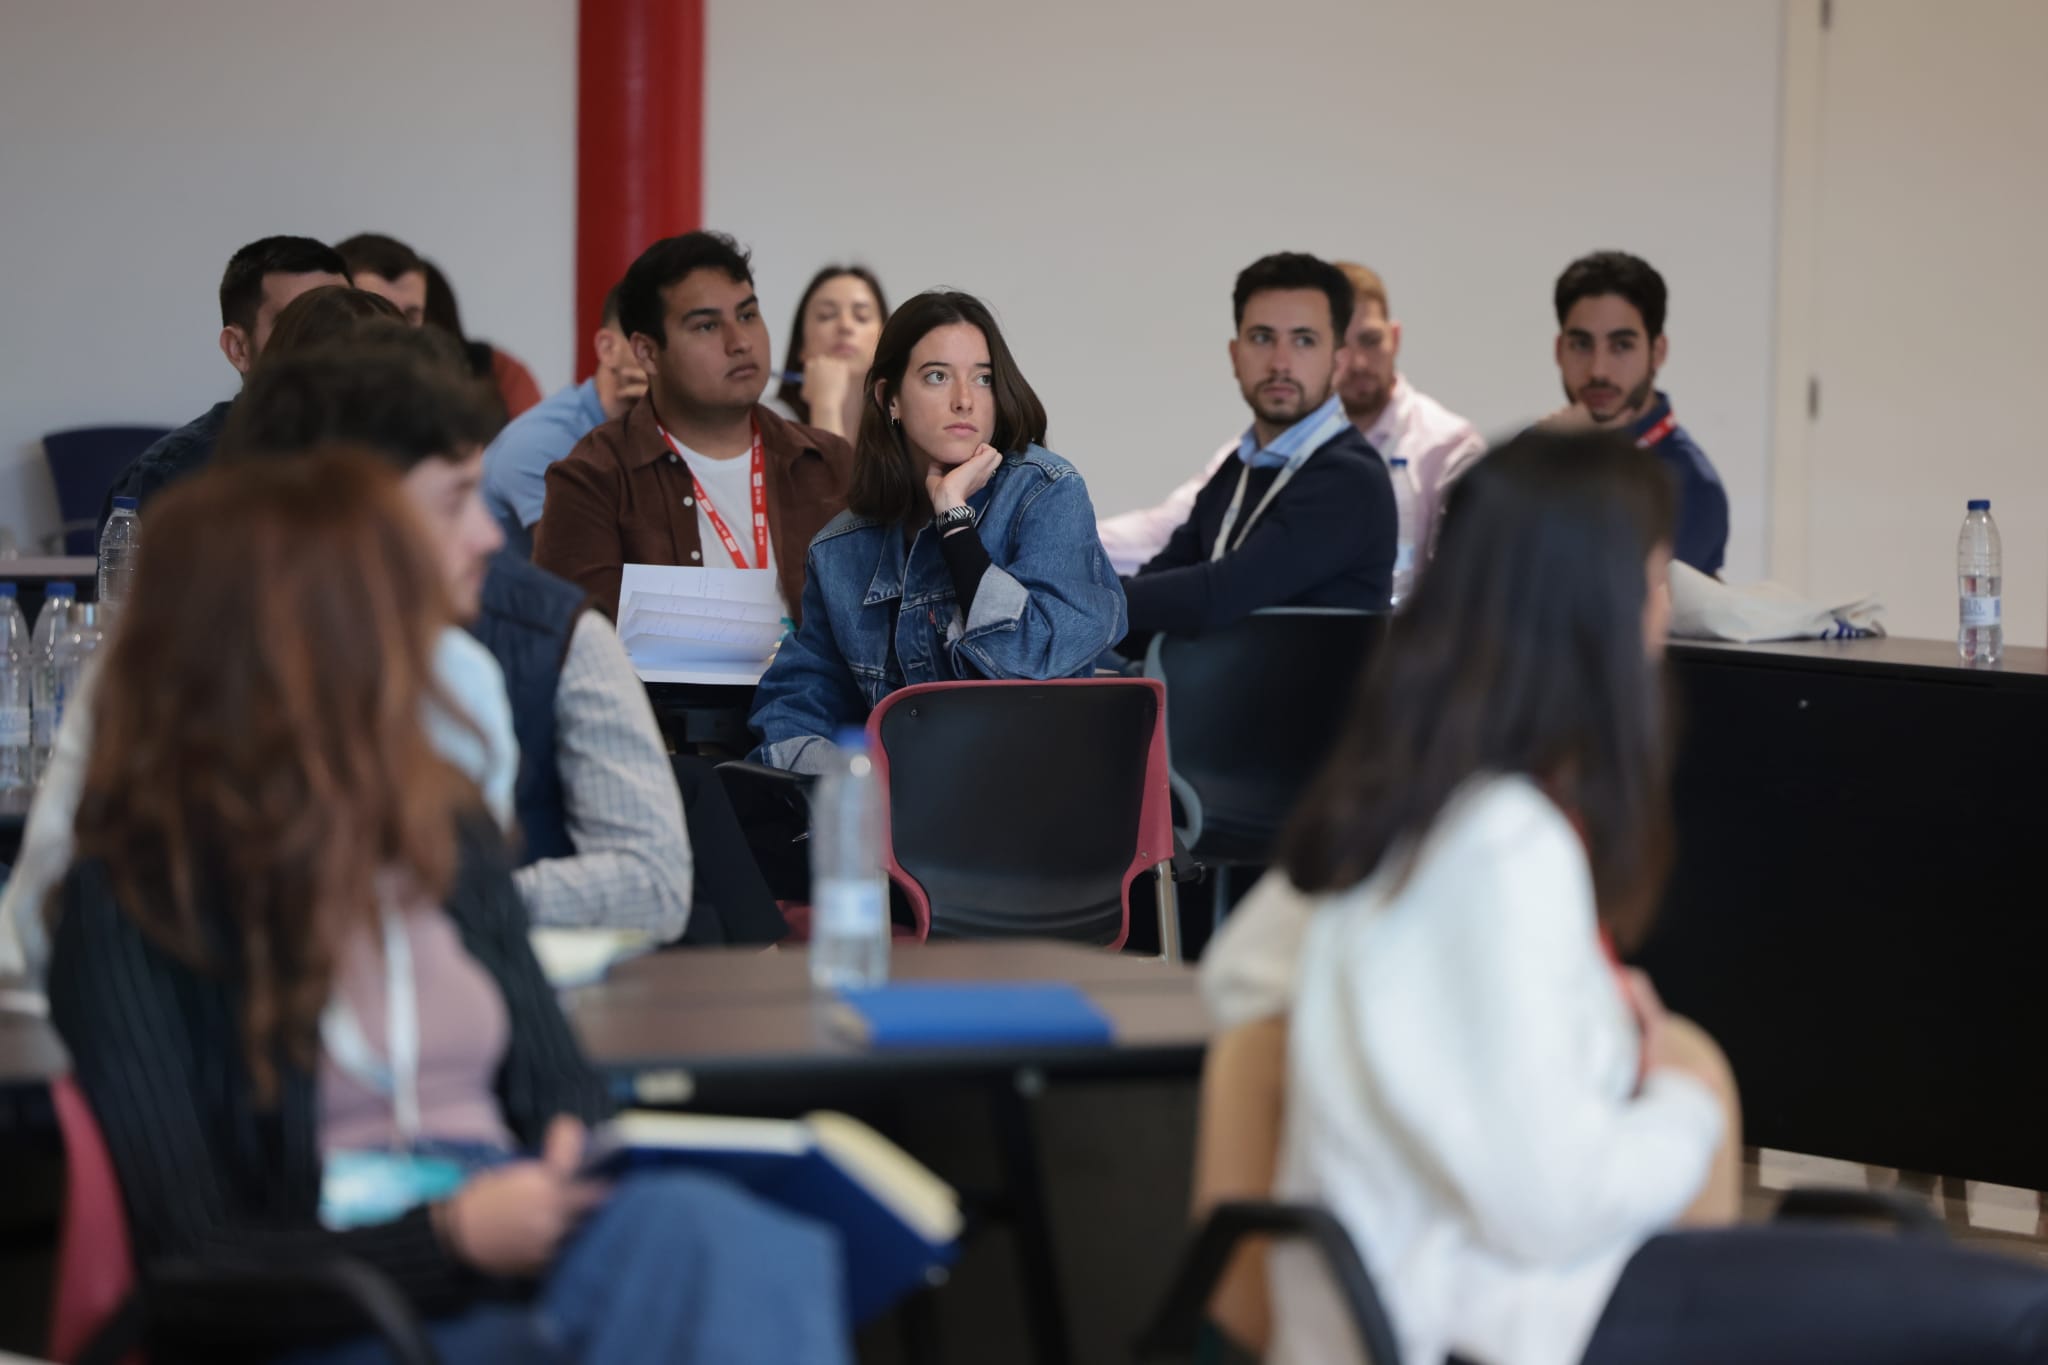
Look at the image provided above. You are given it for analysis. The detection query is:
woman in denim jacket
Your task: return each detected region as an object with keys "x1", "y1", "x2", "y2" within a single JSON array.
[{"x1": 749, "y1": 290, "x2": 1126, "y2": 773}]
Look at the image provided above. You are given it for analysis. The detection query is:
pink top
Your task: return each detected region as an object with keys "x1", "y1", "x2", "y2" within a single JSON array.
[
  {"x1": 1094, "y1": 376, "x2": 1486, "y2": 576},
  {"x1": 318, "y1": 881, "x2": 514, "y2": 1154}
]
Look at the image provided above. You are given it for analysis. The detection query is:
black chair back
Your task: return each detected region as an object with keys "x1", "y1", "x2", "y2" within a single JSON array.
[
  {"x1": 873, "y1": 679, "x2": 1172, "y2": 947},
  {"x1": 1146, "y1": 609, "x2": 1386, "y2": 864}
]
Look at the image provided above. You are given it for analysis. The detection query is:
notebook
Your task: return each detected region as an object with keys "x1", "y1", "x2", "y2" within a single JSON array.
[
  {"x1": 584, "y1": 1110, "x2": 961, "y2": 1322},
  {"x1": 831, "y1": 981, "x2": 1115, "y2": 1048}
]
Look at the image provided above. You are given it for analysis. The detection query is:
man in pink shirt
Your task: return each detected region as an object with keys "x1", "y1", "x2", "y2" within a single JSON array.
[{"x1": 1098, "y1": 261, "x2": 1485, "y2": 574}]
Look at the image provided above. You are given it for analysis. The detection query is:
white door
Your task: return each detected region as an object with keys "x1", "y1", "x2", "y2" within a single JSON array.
[{"x1": 1790, "y1": 0, "x2": 2048, "y2": 647}]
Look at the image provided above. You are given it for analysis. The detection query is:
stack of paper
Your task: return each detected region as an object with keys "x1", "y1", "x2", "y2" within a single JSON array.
[{"x1": 617, "y1": 564, "x2": 787, "y2": 685}]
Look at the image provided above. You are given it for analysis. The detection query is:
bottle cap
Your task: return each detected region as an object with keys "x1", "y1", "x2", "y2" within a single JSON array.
[
  {"x1": 0, "y1": 584, "x2": 14, "y2": 599},
  {"x1": 1967, "y1": 499, "x2": 1990, "y2": 511},
  {"x1": 48, "y1": 582, "x2": 75, "y2": 598},
  {"x1": 834, "y1": 726, "x2": 870, "y2": 753},
  {"x1": 112, "y1": 496, "x2": 139, "y2": 511}
]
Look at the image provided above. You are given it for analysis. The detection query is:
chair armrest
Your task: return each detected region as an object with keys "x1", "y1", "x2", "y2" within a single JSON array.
[
  {"x1": 1773, "y1": 1185, "x2": 1948, "y2": 1238},
  {"x1": 1132, "y1": 1200, "x2": 1402, "y2": 1365},
  {"x1": 77, "y1": 1256, "x2": 443, "y2": 1365}
]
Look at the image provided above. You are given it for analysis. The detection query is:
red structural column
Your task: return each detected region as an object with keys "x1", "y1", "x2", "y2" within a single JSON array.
[{"x1": 575, "y1": 0, "x2": 703, "y2": 378}]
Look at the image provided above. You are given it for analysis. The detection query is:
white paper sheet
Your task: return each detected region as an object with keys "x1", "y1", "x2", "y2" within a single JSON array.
[{"x1": 618, "y1": 564, "x2": 788, "y2": 684}]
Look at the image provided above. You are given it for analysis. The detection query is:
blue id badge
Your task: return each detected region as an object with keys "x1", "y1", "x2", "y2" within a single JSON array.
[{"x1": 320, "y1": 1149, "x2": 468, "y2": 1230}]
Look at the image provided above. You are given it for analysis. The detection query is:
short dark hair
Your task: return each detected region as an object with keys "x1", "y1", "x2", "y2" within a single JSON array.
[
  {"x1": 848, "y1": 290, "x2": 1046, "y2": 526},
  {"x1": 776, "y1": 265, "x2": 890, "y2": 423},
  {"x1": 600, "y1": 283, "x2": 625, "y2": 331},
  {"x1": 1555, "y1": 250, "x2": 1668, "y2": 339},
  {"x1": 336, "y1": 232, "x2": 427, "y2": 283},
  {"x1": 617, "y1": 231, "x2": 754, "y2": 349},
  {"x1": 260, "y1": 286, "x2": 402, "y2": 360},
  {"x1": 218, "y1": 235, "x2": 349, "y2": 333},
  {"x1": 1282, "y1": 425, "x2": 1678, "y2": 947},
  {"x1": 1232, "y1": 252, "x2": 1354, "y2": 343},
  {"x1": 219, "y1": 320, "x2": 502, "y2": 474}
]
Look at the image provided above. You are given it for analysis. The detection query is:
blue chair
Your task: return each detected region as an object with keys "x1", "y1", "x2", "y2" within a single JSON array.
[{"x1": 41, "y1": 426, "x2": 171, "y2": 554}]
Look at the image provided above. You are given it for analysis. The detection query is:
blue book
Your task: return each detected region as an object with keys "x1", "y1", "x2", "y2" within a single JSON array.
[
  {"x1": 585, "y1": 1110, "x2": 961, "y2": 1323},
  {"x1": 832, "y1": 981, "x2": 1115, "y2": 1048}
]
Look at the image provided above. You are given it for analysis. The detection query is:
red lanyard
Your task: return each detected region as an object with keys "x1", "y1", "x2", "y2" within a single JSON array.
[
  {"x1": 659, "y1": 420, "x2": 769, "y2": 570},
  {"x1": 1636, "y1": 412, "x2": 1677, "y2": 449}
]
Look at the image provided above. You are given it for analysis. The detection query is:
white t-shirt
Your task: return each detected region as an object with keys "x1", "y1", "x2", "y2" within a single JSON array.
[{"x1": 674, "y1": 442, "x2": 789, "y2": 619}]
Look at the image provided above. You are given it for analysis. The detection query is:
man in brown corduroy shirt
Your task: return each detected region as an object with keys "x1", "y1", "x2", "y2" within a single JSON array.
[{"x1": 535, "y1": 231, "x2": 853, "y2": 622}]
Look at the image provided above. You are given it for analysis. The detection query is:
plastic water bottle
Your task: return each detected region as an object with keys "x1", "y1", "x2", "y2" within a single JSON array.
[
  {"x1": 51, "y1": 604, "x2": 108, "y2": 744},
  {"x1": 1388, "y1": 457, "x2": 1419, "y2": 607},
  {"x1": 809, "y1": 728, "x2": 890, "y2": 992},
  {"x1": 29, "y1": 582, "x2": 76, "y2": 781},
  {"x1": 0, "y1": 586, "x2": 29, "y2": 792},
  {"x1": 98, "y1": 496, "x2": 141, "y2": 610},
  {"x1": 1957, "y1": 499, "x2": 2002, "y2": 665}
]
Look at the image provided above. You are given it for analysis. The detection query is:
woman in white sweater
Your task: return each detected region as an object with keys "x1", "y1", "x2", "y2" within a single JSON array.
[{"x1": 1199, "y1": 426, "x2": 2048, "y2": 1365}]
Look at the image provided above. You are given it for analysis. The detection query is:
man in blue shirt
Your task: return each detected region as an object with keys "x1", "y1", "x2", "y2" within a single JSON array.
[
  {"x1": 483, "y1": 284, "x2": 648, "y2": 553},
  {"x1": 1550, "y1": 250, "x2": 1729, "y2": 576}
]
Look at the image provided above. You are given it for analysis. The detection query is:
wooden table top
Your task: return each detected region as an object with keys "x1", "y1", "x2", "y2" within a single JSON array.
[{"x1": 566, "y1": 940, "x2": 1211, "y2": 1104}]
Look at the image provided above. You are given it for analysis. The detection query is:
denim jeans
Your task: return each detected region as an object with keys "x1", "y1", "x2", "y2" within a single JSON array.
[{"x1": 278, "y1": 1169, "x2": 851, "y2": 1364}]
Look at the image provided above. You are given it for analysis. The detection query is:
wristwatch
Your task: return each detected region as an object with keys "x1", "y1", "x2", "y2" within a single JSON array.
[{"x1": 934, "y1": 504, "x2": 979, "y2": 534}]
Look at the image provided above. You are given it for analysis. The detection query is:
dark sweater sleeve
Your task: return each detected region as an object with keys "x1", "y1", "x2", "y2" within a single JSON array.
[
  {"x1": 446, "y1": 818, "x2": 615, "y2": 1140},
  {"x1": 45, "y1": 861, "x2": 483, "y2": 1332},
  {"x1": 1121, "y1": 455, "x2": 1395, "y2": 635},
  {"x1": 938, "y1": 524, "x2": 994, "y2": 616},
  {"x1": 1134, "y1": 463, "x2": 1232, "y2": 576}
]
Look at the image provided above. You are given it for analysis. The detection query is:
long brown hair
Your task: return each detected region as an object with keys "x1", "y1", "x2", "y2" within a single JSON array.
[
  {"x1": 1280, "y1": 426, "x2": 1678, "y2": 947},
  {"x1": 70, "y1": 451, "x2": 479, "y2": 1101},
  {"x1": 847, "y1": 291, "x2": 1047, "y2": 525}
]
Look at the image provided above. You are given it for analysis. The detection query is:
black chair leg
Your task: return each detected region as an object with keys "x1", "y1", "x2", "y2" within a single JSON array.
[{"x1": 990, "y1": 1074, "x2": 1073, "y2": 1365}]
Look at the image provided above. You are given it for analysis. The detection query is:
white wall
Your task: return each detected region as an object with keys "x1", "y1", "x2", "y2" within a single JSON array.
[
  {"x1": 1778, "y1": 0, "x2": 2048, "y2": 646},
  {"x1": 3, "y1": 0, "x2": 1785, "y2": 583},
  {"x1": 0, "y1": 0, "x2": 578, "y2": 548},
  {"x1": 707, "y1": 0, "x2": 1786, "y2": 581}
]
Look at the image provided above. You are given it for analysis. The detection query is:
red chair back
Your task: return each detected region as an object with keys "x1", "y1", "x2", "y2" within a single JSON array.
[
  {"x1": 48, "y1": 1073, "x2": 139, "y2": 1364},
  {"x1": 866, "y1": 678, "x2": 1175, "y2": 950}
]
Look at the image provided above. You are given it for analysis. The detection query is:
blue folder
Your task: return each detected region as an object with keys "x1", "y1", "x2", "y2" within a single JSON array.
[{"x1": 832, "y1": 981, "x2": 1115, "y2": 1048}]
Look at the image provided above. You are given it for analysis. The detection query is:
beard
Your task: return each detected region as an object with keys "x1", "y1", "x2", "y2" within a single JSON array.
[
  {"x1": 1246, "y1": 376, "x2": 1330, "y2": 429},
  {"x1": 1569, "y1": 370, "x2": 1657, "y2": 424},
  {"x1": 1340, "y1": 369, "x2": 1391, "y2": 419}
]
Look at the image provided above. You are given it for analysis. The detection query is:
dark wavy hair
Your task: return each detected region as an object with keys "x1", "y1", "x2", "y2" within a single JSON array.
[
  {"x1": 847, "y1": 291, "x2": 1046, "y2": 526},
  {"x1": 1556, "y1": 250, "x2": 1668, "y2": 339},
  {"x1": 1280, "y1": 425, "x2": 1679, "y2": 947},
  {"x1": 773, "y1": 265, "x2": 889, "y2": 424},
  {"x1": 1233, "y1": 252, "x2": 1354, "y2": 342}
]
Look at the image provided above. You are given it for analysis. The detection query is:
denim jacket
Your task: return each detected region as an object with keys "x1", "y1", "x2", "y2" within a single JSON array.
[{"x1": 749, "y1": 445, "x2": 1126, "y2": 773}]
